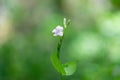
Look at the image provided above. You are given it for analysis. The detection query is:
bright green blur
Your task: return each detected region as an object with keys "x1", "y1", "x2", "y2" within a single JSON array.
[{"x1": 0, "y1": 0, "x2": 120, "y2": 80}]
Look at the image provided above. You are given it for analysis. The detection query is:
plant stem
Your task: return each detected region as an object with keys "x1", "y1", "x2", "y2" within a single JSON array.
[
  {"x1": 57, "y1": 19, "x2": 70, "y2": 59},
  {"x1": 57, "y1": 35, "x2": 64, "y2": 59},
  {"x1": 60, "y1": 74, "x2": 63, "y2": 80}
]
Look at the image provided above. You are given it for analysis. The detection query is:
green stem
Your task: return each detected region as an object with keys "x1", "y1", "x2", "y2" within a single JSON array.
[
  {"x1": 57, "y1": 19, "x2": 70, "y2": 59},
  {"x1": 60, "y1": 74, "x2": 64, "y2": 80},
  {"x1": 56, "y1": 19, "x2": 70, "y2": 80},
  {"x1": 57, "y1": 24, "x2": 68, "y2": 59},
  {"x1": 57, "y1": 35, "x2": 64, "y2": 59}
]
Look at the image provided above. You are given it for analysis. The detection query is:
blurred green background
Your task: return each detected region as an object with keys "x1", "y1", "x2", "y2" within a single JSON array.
[{"x1": 0, "y1": 0, "x2": 120, "y2": 80}]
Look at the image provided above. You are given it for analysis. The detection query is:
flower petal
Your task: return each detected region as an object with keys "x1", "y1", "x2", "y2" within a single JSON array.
[
  {"x1": 52, "y1": 25, "x2": 64, "y2": 37},
  {"x1": 58, "y1": 32, "x2": 63, "y2": 36},
  {"x1": 53, "y1": 34, "x2": 57, "y2": 36},
  {"x1": 56, "y1": 26, "x2": 63, "y2": 31},
  {"x1": 52, "y1": 29, "x2": 56, "y2": 33}
]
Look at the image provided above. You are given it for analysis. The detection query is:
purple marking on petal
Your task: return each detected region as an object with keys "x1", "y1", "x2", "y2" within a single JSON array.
[{"x1": 52, "y1": 26, "x2": 64, "y2": 37}]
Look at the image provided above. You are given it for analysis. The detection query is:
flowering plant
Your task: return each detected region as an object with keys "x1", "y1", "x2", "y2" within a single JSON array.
[{"x1": 51, "y1": 18, "x2": 77, "y2": 76}]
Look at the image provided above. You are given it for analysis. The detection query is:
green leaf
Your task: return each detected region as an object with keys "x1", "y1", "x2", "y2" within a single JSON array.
[
  {"x1": 50, "y1": 52, "x2": 66, "y2": 75},
  {"x1": 63, "y1": 61, "x2": 77, "y2": 76}
]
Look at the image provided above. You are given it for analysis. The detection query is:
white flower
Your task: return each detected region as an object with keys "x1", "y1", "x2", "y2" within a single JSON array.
[
  {"x1": 52, "y1": 26, "x2": 63, "y2": 36},
  {"x1": 64, "y1": 18, "x2": 67, "y2": 28}
]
